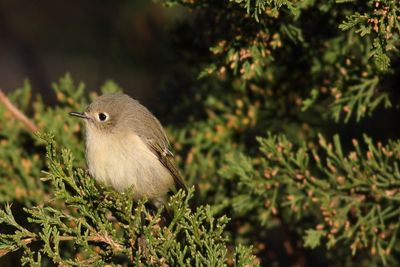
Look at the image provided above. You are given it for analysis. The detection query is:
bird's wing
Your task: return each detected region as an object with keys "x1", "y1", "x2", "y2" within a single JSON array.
[{"x1": 145, "y1": 138, "x2": 188, "y2": 192}]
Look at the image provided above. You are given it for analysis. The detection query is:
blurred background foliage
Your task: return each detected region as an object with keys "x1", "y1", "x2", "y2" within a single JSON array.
[{"x1": 1, "y1": 0, "x2": 400, "y2": 266}]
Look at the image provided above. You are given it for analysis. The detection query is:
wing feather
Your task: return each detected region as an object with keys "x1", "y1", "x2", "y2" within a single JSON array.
[
  {"x1": 128, "y1": 98, "x2": 187, "y2": 192},
  {"x1": 145, "y1": 138, "x2": 187, "y2": 192}
]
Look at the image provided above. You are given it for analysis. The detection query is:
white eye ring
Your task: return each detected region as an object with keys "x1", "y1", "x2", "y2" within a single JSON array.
[{"x1": 97, "y1": 112, "x2": 109, "y2": 122}]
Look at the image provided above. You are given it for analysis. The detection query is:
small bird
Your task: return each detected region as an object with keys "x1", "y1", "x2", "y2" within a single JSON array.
[{"x1": 69, "y1": 93, "x2": 186, "y2": 208}]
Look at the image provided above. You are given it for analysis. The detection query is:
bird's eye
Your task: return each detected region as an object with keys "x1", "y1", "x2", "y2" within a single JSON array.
[{"x1": 98, "y1": 113, "x2": 108, "y2": 122}]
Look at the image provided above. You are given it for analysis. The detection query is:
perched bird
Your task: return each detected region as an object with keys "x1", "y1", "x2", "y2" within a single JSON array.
[{"x1": 69, "y1": 93, "x2": 186, "y2": 208}]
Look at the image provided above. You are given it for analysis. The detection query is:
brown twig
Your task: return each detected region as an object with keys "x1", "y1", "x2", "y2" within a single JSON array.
[
  {"x1": 0, "y1": 89, "x2": 39, "y2": 132},
  {"x1": 0, "y1": 233, "x2": 123, "y2": 257}
]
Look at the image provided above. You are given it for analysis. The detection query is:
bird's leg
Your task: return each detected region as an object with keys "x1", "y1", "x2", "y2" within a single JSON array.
[
  {"x1": 149, "y1": 198, "x2": 172, "y2": 227},
  {"x1": 137, "y1": 199, "x2": 171, "y2": 261},
  {"x1": 137, "y1": 210, "x2": 149, "y2": 260}
]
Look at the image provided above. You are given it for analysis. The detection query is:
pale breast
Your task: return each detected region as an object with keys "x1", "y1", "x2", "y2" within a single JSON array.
[{"x1": 85, "y1": 130, "x2": 174, "y2": 200}]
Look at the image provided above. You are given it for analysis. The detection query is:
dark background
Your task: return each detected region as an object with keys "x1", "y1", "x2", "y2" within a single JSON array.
[
  {"x1": 1, "y1": 0, "x2": 398, "y2": 141},
  {"x1": 0, "y1": 0, "x2": 184, "y2": 105}
]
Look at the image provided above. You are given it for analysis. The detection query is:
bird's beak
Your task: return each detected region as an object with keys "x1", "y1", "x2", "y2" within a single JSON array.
[{"x1": 69, "y1": 111, "x2": 89, "y2": 119}]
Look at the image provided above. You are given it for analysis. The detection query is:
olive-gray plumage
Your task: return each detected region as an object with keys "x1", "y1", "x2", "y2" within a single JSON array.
[{"x1": 69, "y1": 93, "x2": 186, "y2": 207}]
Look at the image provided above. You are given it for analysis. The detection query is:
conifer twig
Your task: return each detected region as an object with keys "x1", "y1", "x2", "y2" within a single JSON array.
[
  {"x1": 0, "y1": 233, "x2": 123, "y2": 257},
  {"x1": 0, "y1": 89, "x2": 39, "y2": 132}
]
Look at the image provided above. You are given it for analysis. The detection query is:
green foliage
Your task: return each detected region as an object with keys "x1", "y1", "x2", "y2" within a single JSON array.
[
  {"x1": 232, "y1": 0, "x2": 303, "y2": 21},
  {"x1": 304, "y1": 229, "x2": 326, "y2": 249},
  {"x1": 157, "y1": 0, "x2": 400, "y2": 265},
  {"x1": 339, "y1": 1, "x2": 400, "y2": 72},
  {"x1": 221, "y1": 133, "x2": 400, "y2": 264},
  {"x1": 0, "y1": 82, "x2": 44, "y2": 205},
  {"x1": 162, "y1": 0, "x2": 398, "y2": 123}
]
